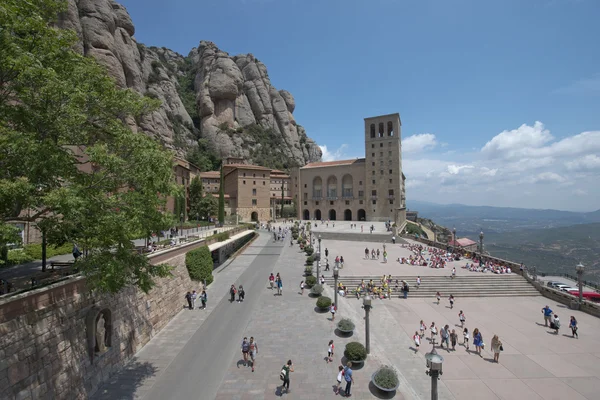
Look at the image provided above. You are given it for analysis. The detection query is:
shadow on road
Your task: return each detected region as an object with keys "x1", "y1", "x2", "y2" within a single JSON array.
[{"x1": 91, "y1": 360, "x2": 158, "y2": 399}]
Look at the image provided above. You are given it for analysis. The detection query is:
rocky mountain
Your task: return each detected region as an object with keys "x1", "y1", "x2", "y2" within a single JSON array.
[{"x1": 57, "y1": 0, "x2": 321, "y2": 168}]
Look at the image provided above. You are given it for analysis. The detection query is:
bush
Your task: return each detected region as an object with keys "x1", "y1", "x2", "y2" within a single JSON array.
[
  {"x1": 6, "y1": 249, "x2": 34, "y2": 265},
  {"x1": 337, "y1": 318, "x2": 355, "y2": 332},
  {"x1": 373, "y1": 366, "x2": 399, "y2": 389},
  {"x1": 305, "y1": 246, "x2": 314, "y2": 256},
  {"x1": 316, "y1": 296, "x2": 332, "y2": 309},
  {"x1": 344, "y1": 342, "x2": 367, "y2": 362},
  {"x1": 292, "y1": 233, "x2": 298, "y2": 240},
  {"x1": 23, "y1": 243, "x2": 72, "y2": 259},
  {"x1": 185, "y1": 246, "x2": 214, "y2": 285},
  {"x1": 305, "y1": 275, "x2": 317, "y2": 287},
  {"x1": 310, "y1": 284, "x2": 324, "y2": 296},
  {"x1": 215, "y1": 232, "x2": 230, "y2": 242},
  {"x1": 305, "y1": 255, "x2": 314, "y2": 266},
  {"x1": 304, "y1": 265, "x2": 313, "y2": 276}
]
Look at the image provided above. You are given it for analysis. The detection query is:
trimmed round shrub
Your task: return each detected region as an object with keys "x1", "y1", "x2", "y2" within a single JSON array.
[
  {"x1": 304, "y1": 265, "x2": 313, "y2": 275},
  {"x1": 310, "y1": 284, "x2": 324, "y2": 296},
  {"x1": 316, "y1": 296, "x2": 332, "y2": 309},
  {"x1": 337, "y1": 318, "x2": 355, "y2": 332},
  {"x1": 305, "y1": 246, "x2": 314, "y2": 256},
  {"x1": 373, "y1": 366, "x2": 399, "y2": 389},
  {"x1": 305, "y1": 255, "x2": 314, "y2": 266},
  {"x1": 292, "y1": 233, "x2": 299, "y2": 240},
  {"x1": 185, "y1": 246, "x2": 214, "y2": 285},
  {"x1": 305, "y1": 275, "x2": 317, "y2": 287},
  {"x1": 344, "y1": 342, "x2": 367, "y2": 362}
]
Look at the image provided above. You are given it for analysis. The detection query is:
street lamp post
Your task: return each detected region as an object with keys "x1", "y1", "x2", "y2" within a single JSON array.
[
  {"x1": 196, "y1": 213, "x2": 199, "y2": 233},
  {"x1": 317, "y1": 235, "x2": 322, "y2": 278},
  {"x1": 180, "y1": 212, "x2": 184, "y2": 237},
  {"x1": 452, "y1": 227, "x2": 456, "y2": 253},
  {"x1": 576, "y1": 262, "x2": 585, "y2": 304},
  {"x1": 363, "y1": 294, "x2": 372, "y2": 354},
  {"x1": 333, "y1": 266, "x2": 339, "y2": 314},
  {"x1": 425, "y1": 347, "x2": 444, "y2": 400},
  {"x1": 479, "y1": 230, "x2": 484, "y2": 257}
]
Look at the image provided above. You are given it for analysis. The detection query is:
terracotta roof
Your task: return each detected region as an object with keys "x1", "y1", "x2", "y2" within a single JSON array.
[
  {"x1": 224, "y1": 164, "x2": 271, "y2": 171},
  {"x1": 199, "y1": 171, "x2": 220, "y2": 178},
  {"x1": 302, "y1": 158, "x2": 365, "y2": 169},
  {"x1": 271, "y1": 169, "x2": 286, "y2": 174},
  {"x1": 449, "y1": 238, "x2": 477, "y2": 247}
]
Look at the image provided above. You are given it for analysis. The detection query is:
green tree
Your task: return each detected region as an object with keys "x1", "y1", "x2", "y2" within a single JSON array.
[
  {"x1": 188, "y1": 176, "x2": 203, "y2": 218},
  {"x1": 218, "y1": 164, "x2": 225, "y2": 226},
  {"x1": 0, "y1": 0, "x2": 177, "y2": 293},
  {"x1": 198, "y1": 195, "x2": 218, "y2": 221},
  {"x1": 280, "y1": 181, "x2": 285, "y2": 218},
  {"x1": 0, "y1": 224, "x2": 21, "y2": 265},
  {"x1": 185, "y1": 246, "x2": 214, "y2": 285}
]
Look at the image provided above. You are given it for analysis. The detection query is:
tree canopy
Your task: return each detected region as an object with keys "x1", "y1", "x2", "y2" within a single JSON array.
[{"x1": 0, "y1": 0, "x2": 177, "y2": 293}]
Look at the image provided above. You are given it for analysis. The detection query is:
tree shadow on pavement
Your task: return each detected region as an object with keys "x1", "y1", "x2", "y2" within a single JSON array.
[{"x1": 91, "y1": 360, "x2": 158, "y2": 400}]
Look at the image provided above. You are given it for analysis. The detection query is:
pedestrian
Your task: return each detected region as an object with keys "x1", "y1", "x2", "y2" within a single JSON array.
[
  {"x1": 340, "y1": 256, "x2": 345, "y2": 268},
  {"x1": 463, "y1": 327, "x2": 470, "y2": 349},
  {"x1": 185, "y1": 291, "x2": 193, "y2": 310},
  {"x1": 241, "y1": 337, "x2": 250, "y2": 366},
  {"x1": 451, "y1": 267, "x2": 456, "y2": 279},
  {"x1": 473, "y1": 328, "x2": 483, "y2": 356},
  {"x1": 249, "y1": 337, "x2": 258, "y2": 372},
  {"x1": 325, "y1": 248, "x2": 329, "y2": 258},
  {"x1": 320, "y1": 275, "x2": 325, "y2": 285},
  {"x1": 491, "y1": 335, "x2": 502, "y2": 362},
  {"x1": 459, "y1": 310, "x2": 466, "y2": 327},
  {"x1": 402, "y1": 281, "x2": 409, "y2": 299},
  {"x1": 430, "y1": 322, "x2": 438, "y2": 342},
  {"x1": 392, "y1": 235, "x2": 396, "y2": 244},
  {"x1": 325, "y1": 261, "x2": 330, "y2": 271},
  {"x1": 330, "y1": 302, "x2": 337, "y2": 321},
  {"x1": 383, "y1": 251, "x2": 387, "y2": 263},
  {"x1": 238, "y1": 285, "x2": 245, "y2": 302},
  {"x1": 335, "y1": 365, "x2": 344, "y2": 395},
  {"x1": 419, "y1": 320, "x2": 426, "y2": 338},
  {"x1": 364, "y1": 247, "x2": 369, "y2": 259},
  {"x1": 450, "y1": 329, "x2": 458, "y2": 350},
  {"x1": 269, "y1": 273, "x2": 275, "y2": 290},
  {"x1": 440, "y1": 325, "x2": 450, "y2": 351},
  {"x1": 416, "y1": 276, "x2": 421, "y2": 289},
  {"x1": 570, "y1": 316, "x2": 578, "y2": 338},
  {"x1": 230, "y1": 284, "x2": 237, "y2": 303},
  {"x1": 191, "y1": 290, "x2": 197, "y2": 309},
  {"x1": 335, "y1": 256, "x2": 340, "y2": 269},
  {"x1": 343, "y1": 362, "x2": 354, "y2": 397},
  {"x1": 200, "y1": 290, "x2": 207, "y2": 309},
  {"x1": 414, "y1": 331, "x2": 421, "y2": 350},
  {"x1": 551, "y1": 314, "x2": 560, "y2": 334},
  {"x1": 72, "y1": 243, "x2": 82, "y2": 261},
  {"x1": 449, "y1": 294, "x2": 455, "y2": 309},
  {"x1": 376, "y1": 248, "x2": 380, "y2": 259},
  {"x1": 327, "y1": 339, "x2": 334, "y2": 363},
  {"x1": 300, "y1": 281, "x2": 305, "y2": 295},
  {"x1": 541, "y1": 305, "x2": 553, "y2": 327},
  {"x1": 279, "y1": 360, "x2": 294, "y2": 394},
  {"x1": 436, "y1": 291, "x2": 441, "y2": 305}
]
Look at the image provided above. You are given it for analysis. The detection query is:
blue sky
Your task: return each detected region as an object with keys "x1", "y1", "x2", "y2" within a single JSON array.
[{"x1": 120, "y1": 0, "x2": 600, "y2": 211}]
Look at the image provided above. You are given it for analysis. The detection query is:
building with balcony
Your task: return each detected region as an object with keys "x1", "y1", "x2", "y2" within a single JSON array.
[{"x1": 290, "y1": 113, "x2": 406, "y2": 225}]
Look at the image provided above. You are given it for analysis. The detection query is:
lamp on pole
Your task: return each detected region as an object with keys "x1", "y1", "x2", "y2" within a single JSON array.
[
  {"x1": 196, "y1": 213, "x2": 199, "y2": 233},
  {"x1": 479, "y1": 230, "x2": 484, "y2": 256},
  {"x1": 180, "y1": 212, "x2": 184, "y2": 237},
  {"x1": 363, "y1": 294, "x2": 372, "y2": 354},
  {"x1": 333, "y1": 266, "x2": 339, "y2": 314},
  {"x1": 425, "y1": 347, "x2": 444, "y2": 400},
  {"x1": 576, "y1": 262, "x2": 585, "y2": 304},
  {"x1": 452, "y1": 227, "x2": 456, "y2": 253},
  {"x1": 317, "y1": 235, "x2": 322, "y2": 278}
]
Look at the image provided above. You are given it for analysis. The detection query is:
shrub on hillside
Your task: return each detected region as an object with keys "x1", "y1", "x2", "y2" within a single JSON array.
[{"x1": 185, "y1": 246, "x2": 214, "y2": 285}]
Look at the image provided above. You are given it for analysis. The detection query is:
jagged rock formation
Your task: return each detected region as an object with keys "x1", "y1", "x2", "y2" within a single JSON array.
[{"x1": 57, "y1": 0, "x2": 321, "y2": 167}]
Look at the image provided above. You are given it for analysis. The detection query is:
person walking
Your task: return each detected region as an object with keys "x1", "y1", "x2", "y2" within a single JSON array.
[
  {"x1": 320, "y1": 275, "x2": 325, "y2": 285},
  {"x1": 541, "y1": 305, "x2": 553, "y2": 327},
  {"x1": 280, "y1": 360, "x2": 294, "y2": 394},
  {"x1": 241, "y1": 337, "x2": 250, "y2": 366},
  {"x1": 200, "y1": 290, "x2": 207, "y2": 309},
  {"x1": 230, "y1": 284, "x2": 237, "y2": 303},
  {"x1": 249, "y1": 337, "x2": 258, "y2": 372},
  {"x1": 364, "y1": 247, "x2": 369, "y2": 259},
  {"x1": 551, "y1": 314, "x2": 561, "y2": 334},
  {"x1": 414, "y1": 331, "x2": 421, "y2": 351},
  {"x1": 376, "y1": 249, "x2": 380, "y2": 259},
  {"x1": 340, "y1": 256, "x2": 345, "y2": 268},
  {"x1": 343, "y1": 362, "x2": 354, "y2": 397},
  {"x1": 238, "y1": 285, "x2": 245, "y2": 302},
  {"x1": 335, "y1": 365, "x2": 344, "y2": 395},
  {"x1": 448, "y1": 294, "x2": 455, "y2": 309},
  {"x1": 416, "y1": 276, "x2": 421, "y2": 289},
  {"x1": 72, "y1": 243, "x2": 82, "y2": 262},
  {"x1": 491, "y1": 335, "x2": 502, "y2": 363},
  {"x1": 451, "y1": 267, "x2": 456, "y2": 279},
  {"x1": 440, "y1": 325, "x2": 450, "y2": 351},
  {"x1": 325, "y1": 248, "x2": 329, "y2": 258},
  {"x1": 330, "y1": 302, "x2": 337, "y2": 322},
  {"x1": 402, "y1": 281, "x2": 409, "y2": 299},
  {"x1": 269, "y1": 273, "x2": 275, "y2": 290},
  {"x1": 327, "y1": 340, "x2": 334, "y2": 363},
  {"x1": 430, "y1": 322, "x2": 438, "y2": 343},
  {"x1": 473, "y1": 328, "x2": 483, "y2": 356},
  {"x1": 450, "y1": 329, "x2": 458, "y2": 351},
  {"x1": 299, "y1": 281, "x2": 305, "y2": 295},
  {"x1": 185, "y1": 291, "x2": 193, "y2": 310},
  {"x1": 276, "y1": 277, "x2": 283, "y2": 296},
  {"x1": 436, "y1": 291, "x2": 441, "y2": 305},
  {"x1": 419, "y1": 320, "x2": 426, "y2": 338},
  {"x1": 570, "y1": 316, "x2": 579, "y2": 338},
  {"x1": 191, "y1": 290, "x2": 197, "y2": 309},
  {"x1": 459, "y1": 310, "x2": 466, "y2": 327},
  {"x1": 463, "y1": 327, "x2": 470, "y2": 350}
]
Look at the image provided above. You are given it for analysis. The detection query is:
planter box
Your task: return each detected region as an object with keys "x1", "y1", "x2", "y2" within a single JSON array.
[{"x1": 371, "y1": 371, "x2": 400, "y2": 392}]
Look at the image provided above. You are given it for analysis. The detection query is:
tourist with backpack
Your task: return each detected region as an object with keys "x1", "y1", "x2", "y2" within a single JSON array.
[
  {"x1": 230, "y1": 284, "x2": 237, "y2": 303},
  {"x1": 280, "y1": 360, "x2": 294, "y2": 394},
  {"x1": 241, "y1": 337, "x2": 250, "y2": 365}
]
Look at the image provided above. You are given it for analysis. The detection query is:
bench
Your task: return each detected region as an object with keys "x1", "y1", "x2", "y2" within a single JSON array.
[{"x1": 49, "y1": 261, "x2": 74, "y2": 271}]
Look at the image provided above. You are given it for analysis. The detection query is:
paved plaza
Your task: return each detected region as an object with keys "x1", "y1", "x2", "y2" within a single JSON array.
[{"x1": 93, "y1": 224, "x2": 600, "y2": 400}]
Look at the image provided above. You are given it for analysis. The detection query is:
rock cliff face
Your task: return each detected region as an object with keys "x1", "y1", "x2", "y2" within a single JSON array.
[{"x1": 57, "y1": 0, "x2": 321, "y2": 167}]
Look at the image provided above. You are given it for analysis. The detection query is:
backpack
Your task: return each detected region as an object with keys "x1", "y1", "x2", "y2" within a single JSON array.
[
  {"x1": 242, "y1": 342, "x2": 249, "y2": 352},
  {"x1": 280, "y1": 366, "x2": 287, "y2": 380}
]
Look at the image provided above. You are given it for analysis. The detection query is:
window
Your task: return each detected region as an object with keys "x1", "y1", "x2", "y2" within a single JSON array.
[
  {"x1": 243, "y1": 173, "x2": 246, "y2": 177},
  {"x1": 372, "y1": 153, "x2": 375, "y2": 157},
  {"x1": 253, "y1": 173, "x2": 256, "y2": 177},
  {"x1": 371, "y1": 190, "x2": 377, "y2": 195},
  {"x1": 358, "y1": 190, "x2": 364, "y2": 197},
  {"x1": 370, "y1": 123, "x2": 376, "y2": 138},
  {"x1": 372, "y1": 199, "x2": 377, "y2": 204},
  {"x1": 380, "y1": 170, "x2": 384, "y2": 175},
  {"x1": 304, "y1": 184, "x2": 307, "y2": 188},
  {"x1": 304, "y1": 192, "x2": 307, "y2": 199},
  {"x1": 378, "y1": 122, "x2": 384, "y2": 137},
  {"x1": 304, "y1": 201, "x2": 307, "y2": 205},
  {"x1": 252, "y1": 199, "x2": 257, "y2": 206},
  {"x1": 389, "y1": 169, "x2": 393, "y2": 174},
  {"x1": 388, "y1": 142, "x2": 392, "y2": 147},
  {"x1": 389, "y1": 199, "x2": 394, "y2": 204},
  {"x1": 372, "y1": 171, "x2": 375, "y2": 175},
  {"x1": 372, "y1": 179, "x2": 376, "y2": 184},
  {"x1": 345, "y1": 200, "x2": 350, "y2": 205},
  {"x1": 380, "y1": 152, "x2": 383, "y2": 156},
  {"x1": 371, "y1": 162, "x2": 375, "y2": 166},
  {"x1": 387, "y1": 121, "x2": 394, "y2": 136},
  {"x1": 243, "y1": 180, "x2": 246, "y2": 184},
  {"x1": 380, "y1": 160, "x2": 383, "y2": 165},
  {"x1": 263, "y1": 181, "x2": 266, "y2": 185},
  {"x1": 359, "y1": 200, "x2": 363, "y2": 204},
  {"x1": 359, "y1": 180, "x2": 362, "y2": 185},
  {"x1": 389, "y1": 179, "x2": 392, "y2": 184},
  {"x1": 371, "y1": 144, "x2": 375, "y2": 148},
  {"x1": 389, "y1": 189, "x2": 394, "y2": 195},
  {"x1": 263, "y1": 174, "x2": 266, "y2": 178},
  {"x1": 316, "y1": 201, "x2": 319, "y2": 205},
  {"x1": 380, "y1": 143, "x2": 383, "y2": 147},
  {"x1": 330, "y1": 201, "x2": 334, "y2": 205},
  {"x1": 389, "y1": 151, "x2": 392, "y2": 156},
  {"x1": 252, "y1": 188, "x2": 257, "y2": 195}
]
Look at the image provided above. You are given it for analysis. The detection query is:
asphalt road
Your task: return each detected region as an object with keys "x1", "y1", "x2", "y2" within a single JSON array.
[{"x1": 144, "y1": 235, "x2": 284, "y2": 400}]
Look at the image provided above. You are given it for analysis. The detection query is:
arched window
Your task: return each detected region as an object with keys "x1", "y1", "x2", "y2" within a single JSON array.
[
  {"x1": 312, "y1": 177, "x2": 322, "y2": 199},
  {"x1": 342, "y1": 174, "x2": 353, "y2": 198},
  {"x1": 378, "y1": 123, "x2": 384, "y2": 138},
  {"x1": 326, "y1": 176, "x2": 338, "y2": 198},
  {"x1": 387, "y1": 121, "x2": 394, "y2": 136},
  {"x1": 370, "y1": 124, "x2": 376, "y2": 138}
]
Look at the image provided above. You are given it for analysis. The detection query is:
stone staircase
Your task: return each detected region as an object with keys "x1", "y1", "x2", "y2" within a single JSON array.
[
  {"x1": 311, "y1": 231, "x2": 408, "y2": 244},
  {"x1": 322, "y1": 273, "x2": 540, "y2": 298}
]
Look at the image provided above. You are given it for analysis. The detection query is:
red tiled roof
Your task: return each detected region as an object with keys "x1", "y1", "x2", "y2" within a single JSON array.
[
  {"x1": 224, "y1": 164, "x2": 271, "y2": 171},
  {"x1": 449, "y1": 238, "x2": 477, "y2": 247},
  {"x1": 199, "y1": 171, "x2": 220, "y2": 178},
  {"x1": 302, "y1": 158, "x2": 365, "y2": 168}
]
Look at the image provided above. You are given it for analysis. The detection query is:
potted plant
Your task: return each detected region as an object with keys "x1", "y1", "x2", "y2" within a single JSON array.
[
  {"x1": 337, "y1": 318, "x2": 355, "y2": 334},
  {"x1": 344, "y1": 342, "x2": 367, "y2": 365},
  {"x1": 371, "y1": 365, "x2": 400, "y2": 392},
  {"x1": 305, "y1": 275, "x2": 317, "y2": 288},
  {"x1": 316, "y1": 296, "x2": 332, "y2": 311},
  {"x1": 306, "y1": 255, "x2": 314, "y2": 266},
  {"x1": 304, "y1": 265, "x2": 313, "y2": 276},
  {"x1": 310, "y1": 284, "x2": 324, "y2": 297},
  {"x1": 305, "y1": 246, "x2": 314, "y2": 256}
]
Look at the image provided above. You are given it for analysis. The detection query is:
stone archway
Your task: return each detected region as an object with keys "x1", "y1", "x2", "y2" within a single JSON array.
[
  {"x1": 329, "y1": 209, "x2": 337, "y2": 221},
  {"x1": 251, "y1": 212, "x2": 258, "y2": 222},
  {"x1": 357, "y1": 209, "x2": 366, "y2": 221},
  {"x1": 303, "y1": 209, "x2": 310, "y2": 220},
  {"x1": 315, "y1": 209, "x2": 322, "y2": 220},
  {"x1": 344, "y1": 209, "x2": 352, "y2": 221}
]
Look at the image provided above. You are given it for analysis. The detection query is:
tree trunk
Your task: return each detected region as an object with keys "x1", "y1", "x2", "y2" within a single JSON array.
[{"x1": 41, "y1": 230, "x2": 47, "y2": 272}]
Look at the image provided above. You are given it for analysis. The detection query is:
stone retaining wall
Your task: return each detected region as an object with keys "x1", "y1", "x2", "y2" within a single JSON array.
[{"x1": 0, "y1": 229, "x2": 253, "y2": 400}]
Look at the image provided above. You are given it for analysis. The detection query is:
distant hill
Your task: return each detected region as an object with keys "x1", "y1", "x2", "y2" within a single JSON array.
[{"x1": 407, "y1": 200, "x2": 600, "y2": 234}]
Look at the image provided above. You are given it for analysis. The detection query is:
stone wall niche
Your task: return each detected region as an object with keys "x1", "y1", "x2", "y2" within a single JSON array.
[{"x1": 86, "y1": 307, "x2": 113, "y2": 364}]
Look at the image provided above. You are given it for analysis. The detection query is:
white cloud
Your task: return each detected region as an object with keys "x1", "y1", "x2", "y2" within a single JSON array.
[
  {"x1": 403, "y1": 133, "x2": 437, "y2": 153},
  {"x1": 446, "y1": 164, "x2": 474, "y2": 175},
  {"x1": 319, "y1": 144, "x2": 348, "y2": 162},
  {"x1": 530, "y1": 172, "x2": 567, "y2": 184},
  {"x1": 481, "y1": 121, "x2": 552, "y2": 158},
  {"x1": 565, "y1": 154, "x2": 600, "y2": 171}
]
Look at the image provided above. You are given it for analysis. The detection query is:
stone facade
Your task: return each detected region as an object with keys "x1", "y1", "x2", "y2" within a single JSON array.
[{"x1": 0, "y1": 253, "x2": 195, "y2": 400}]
